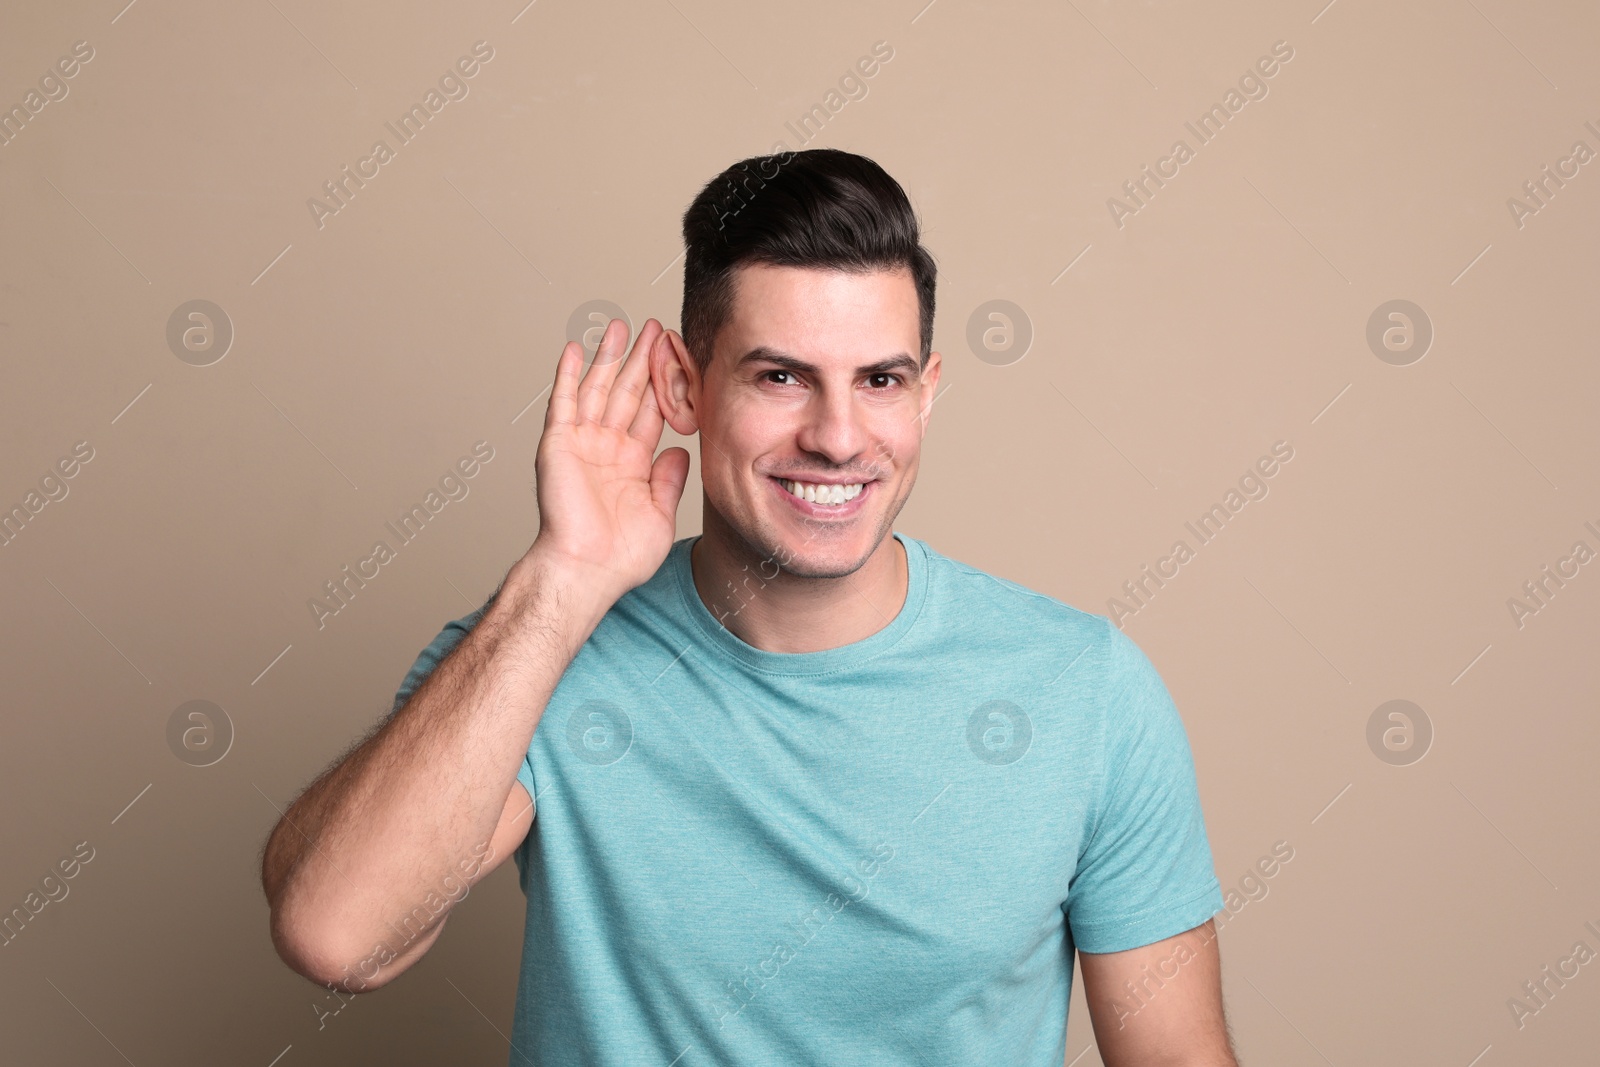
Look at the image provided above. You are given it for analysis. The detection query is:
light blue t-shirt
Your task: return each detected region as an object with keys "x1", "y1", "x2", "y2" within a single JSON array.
[{"x1": 391, "y1": 531, "x2": 1224, "y2": 1066}]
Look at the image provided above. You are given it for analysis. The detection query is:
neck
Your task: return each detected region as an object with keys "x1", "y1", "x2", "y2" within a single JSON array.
[{"x1": 689, "y1": 508, "x2": 908, "y2": 654}]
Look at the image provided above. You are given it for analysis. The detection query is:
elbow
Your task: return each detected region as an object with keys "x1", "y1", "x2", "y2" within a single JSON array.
[
  {"x1": 261, "y1": 836, "x2": 389, "y2": 992},
  {"x1": 269, "y1": 891, "x2": 428, "y2": 994},
  {"x1": 269, "y1": 904, "x2": 349, "y2": 990},
  {"x1": 268, "y1": 899, "x2": 393, "y2": 993}
]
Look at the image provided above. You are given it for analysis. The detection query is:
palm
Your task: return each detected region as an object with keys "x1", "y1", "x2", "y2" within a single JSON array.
[{"x1": 529, "y1": 319, "x2": 689, "y2": 598}]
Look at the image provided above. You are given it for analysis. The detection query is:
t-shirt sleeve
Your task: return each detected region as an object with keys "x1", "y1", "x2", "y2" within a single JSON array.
[
  {"x1": 389, "y1": 596, "x2": 539, "y2": 833},
  {"x1": 1065, "y1": 617, "x2": 1224, "y2": 954}
]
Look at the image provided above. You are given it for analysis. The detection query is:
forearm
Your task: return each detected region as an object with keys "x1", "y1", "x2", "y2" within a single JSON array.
[{"x1": 263, "y1": 554, "x2": 608, "y2": 979}]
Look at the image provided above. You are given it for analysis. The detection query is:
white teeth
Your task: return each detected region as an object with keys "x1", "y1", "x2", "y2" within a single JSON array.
[{"x1": 781, "y1": 479, "x2": 863, "y2": 505}]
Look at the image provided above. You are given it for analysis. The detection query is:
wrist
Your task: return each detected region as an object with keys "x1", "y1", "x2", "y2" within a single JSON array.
[{"x1": 499, "y1": 548, "x2": 619, "y2": 639}]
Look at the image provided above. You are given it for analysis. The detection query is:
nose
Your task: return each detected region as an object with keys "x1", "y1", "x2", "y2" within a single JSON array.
[{"x1": 793, "y1": 383, "x2": 869, "y2": 467}]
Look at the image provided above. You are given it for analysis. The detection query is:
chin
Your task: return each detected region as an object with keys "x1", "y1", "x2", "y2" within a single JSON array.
[
  {"x1": 754, "y1": 516, "x2": 891, "y2": 580},
  {"x1": 768, "y1": 543, "x2": 873, "y2": 581}
]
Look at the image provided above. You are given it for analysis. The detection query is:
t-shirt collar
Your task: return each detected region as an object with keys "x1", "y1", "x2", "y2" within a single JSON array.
[{"x1": 670, "y1": 531, "x2": 928, "y2": 677}]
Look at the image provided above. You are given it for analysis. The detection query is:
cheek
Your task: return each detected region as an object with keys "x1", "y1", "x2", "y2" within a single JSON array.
[
  {"x1": 718, "y1": 398, "x2": 798, "y2": 464},
  {"x1": 875, "y1": 424, "x2": 922, "y2": 479}
]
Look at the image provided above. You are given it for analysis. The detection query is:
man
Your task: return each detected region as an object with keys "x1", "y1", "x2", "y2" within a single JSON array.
[{"x1": 262, "y1": 148, "x2": 1239, "y2": 1065}]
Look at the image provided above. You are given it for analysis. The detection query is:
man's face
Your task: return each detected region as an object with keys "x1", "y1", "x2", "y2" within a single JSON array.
[{"x1": 663, "y1": 263, "x2": 941, "y2": 579}]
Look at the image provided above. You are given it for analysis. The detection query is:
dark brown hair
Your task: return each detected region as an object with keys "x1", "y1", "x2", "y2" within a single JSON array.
[{"x1": 680, "y1": 148, "x2": 936, "y2": 373}]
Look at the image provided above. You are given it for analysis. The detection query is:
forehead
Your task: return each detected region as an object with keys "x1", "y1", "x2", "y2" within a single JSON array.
[{"x1": 720, "y1": 263, "x2": 919, "y2": 359}]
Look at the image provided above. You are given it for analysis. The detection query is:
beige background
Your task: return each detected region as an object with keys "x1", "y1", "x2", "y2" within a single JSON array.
[{"x1": 2, "y1": 0, "x2": 1597, "y2": 1063}]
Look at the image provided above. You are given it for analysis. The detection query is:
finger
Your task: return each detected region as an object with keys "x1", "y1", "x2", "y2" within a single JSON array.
[
  {"x1": 601, "y1": 319, "x2": 663, "y2": 430},
  {"x1": 649, "y1": 446, "x2": 692, "y2": 520},
  {"x1": 575, "y1": 319, "x2": 630, "y2": 423},
  {"x1": 628, "y1": 367, "x2": 666, "y2": 444},
  {"x1": 546, "y1": 340, "x2": 583, "y2": 427}
]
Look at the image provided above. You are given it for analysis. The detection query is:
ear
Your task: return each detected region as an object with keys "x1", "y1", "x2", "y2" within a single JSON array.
[
  {"x1": 651, "y1": 327, "x2": 701, "y2": 436},
  {"x1": 916, "y1": 349, "x2": 942, "y2": 437}
]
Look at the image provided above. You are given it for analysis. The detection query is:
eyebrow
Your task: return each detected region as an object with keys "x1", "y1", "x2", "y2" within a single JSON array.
[{"x1": 734, "y1": 345, "x2": 921, "y2": 378}]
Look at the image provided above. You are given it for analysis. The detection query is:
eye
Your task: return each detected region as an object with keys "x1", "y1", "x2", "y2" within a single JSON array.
[
  {"x1": 867, "y1": 373, "x2": 902, "y2": 389},
  {"x1": 762, "y1": 369, "x2": 798, "y2": 386}
]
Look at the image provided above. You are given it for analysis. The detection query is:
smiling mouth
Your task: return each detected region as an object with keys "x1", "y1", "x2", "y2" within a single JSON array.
[{"x1": 776, "y1": 478, "x2": 867, "y2": 506}]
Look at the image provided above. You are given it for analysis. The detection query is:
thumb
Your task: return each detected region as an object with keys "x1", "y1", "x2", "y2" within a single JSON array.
[{"x1": 649, "y1": 446, "x2": 691, "y2": 518}]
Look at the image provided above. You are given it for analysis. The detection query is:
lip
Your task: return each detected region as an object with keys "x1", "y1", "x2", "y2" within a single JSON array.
[{"x1": 769, "y1": 475, "x2": 874, "y2": 519}]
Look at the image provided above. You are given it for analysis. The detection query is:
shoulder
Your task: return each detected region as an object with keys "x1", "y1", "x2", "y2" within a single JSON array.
[
  {"x1": 913, "y1": 535, "x2": 1110, "y2": 645},
  {"x1": 910, "y1": 535, "x2": 1170, "y2": 704}
]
